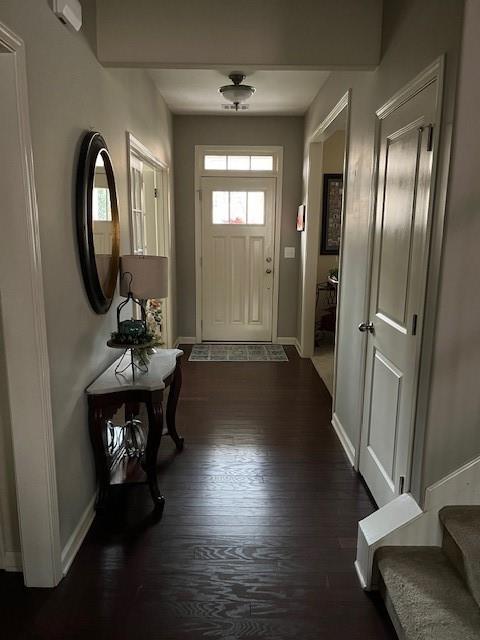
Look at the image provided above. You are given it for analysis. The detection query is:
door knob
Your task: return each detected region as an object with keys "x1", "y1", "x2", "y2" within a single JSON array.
[
  {"x1": 266, "y1": 257, "x2": 272, "y2": 263},
  {"x1": 266, "y1": 269, "x2": 272, "y2": 274},
  {"x1": 358, "y1": 322, "x2": 374, "y2": 333}
]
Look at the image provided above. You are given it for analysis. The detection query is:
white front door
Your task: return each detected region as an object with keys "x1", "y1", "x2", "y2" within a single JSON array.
[
  {"x1": 359, "y1": 80, "x2": 437, "y2": 507},
  {"x1": 201, "y1": 176, "x2": 276, "y2": 341}
]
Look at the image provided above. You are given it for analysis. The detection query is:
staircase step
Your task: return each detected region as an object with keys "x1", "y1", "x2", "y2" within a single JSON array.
[
  {"x1": 439, "y1": 506, "x2": 480, "y2": 607},
  {"x1": 376, "y1": 546, "x2": 480, "y2": 640}
]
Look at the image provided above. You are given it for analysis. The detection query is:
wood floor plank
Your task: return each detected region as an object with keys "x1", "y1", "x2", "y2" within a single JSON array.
[{"x1": 0, "y1": 345, "x2": 396, "y2": 639}]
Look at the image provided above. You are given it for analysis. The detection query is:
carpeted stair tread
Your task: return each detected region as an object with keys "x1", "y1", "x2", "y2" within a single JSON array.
[
  {"x1": 439, "y1": 506, "x2": 480, "y2": 606},
  {"x1": 376, "y1": 546, "x2": 480, "y2": 640}
]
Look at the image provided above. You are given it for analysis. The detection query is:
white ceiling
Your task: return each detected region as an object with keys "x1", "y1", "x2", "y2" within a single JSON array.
[{"x1": 148, "y1": 69, "x2": 330, "y2": 116}]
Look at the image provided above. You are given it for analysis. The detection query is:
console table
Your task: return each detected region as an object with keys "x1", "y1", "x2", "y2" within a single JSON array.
[{"x1": 86, "y1": 348, "x2": 184, "y2": 512}]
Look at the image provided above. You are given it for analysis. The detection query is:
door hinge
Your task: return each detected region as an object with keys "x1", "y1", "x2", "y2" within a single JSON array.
[
  {"x1": 198, "y1": 189, "x2": 202, "y2": 201},
  {"x1": 412, "y1": 313, "x2": 418, "y2": 336},
  {"x1": 154, "y1": 187, "x2": 158, "y2": 198},
  {"x1": 399, "y1": 476, "x2": 406, "y2": 494},
  {"x1": 427, "y1": 124, "x2": 434, "y2": 152}
]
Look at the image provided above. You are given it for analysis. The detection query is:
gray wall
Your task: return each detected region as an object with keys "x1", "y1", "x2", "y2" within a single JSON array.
[
  {"x1": 421, "y1": 0, "x2": 480, "y2": 489},
  {"x1": 302, "y1": 0, "x2": 464, "y2": 494},
  {"x1": 96, "y1": 0, "x2": 382, "y2": 69},
  {"x1": 0, "y1": 0, "x2": 173, "y2": 548},
  {"x1": 173, "y1": 115, "x2": 304, "y2": 339}
]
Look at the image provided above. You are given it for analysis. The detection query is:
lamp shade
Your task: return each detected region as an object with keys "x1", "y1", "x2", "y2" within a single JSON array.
[{"x1": 120, "y1": 255, "x2": 168, "y2": 299}]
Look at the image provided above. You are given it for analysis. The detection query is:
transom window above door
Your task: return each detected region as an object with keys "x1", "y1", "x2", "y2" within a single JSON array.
[
  {"x1": 204, "y1": 154, "x2": 274, "y2": 171},
  {"x1": 212, "y1": 190, "x2": 265, "y2": 224}
]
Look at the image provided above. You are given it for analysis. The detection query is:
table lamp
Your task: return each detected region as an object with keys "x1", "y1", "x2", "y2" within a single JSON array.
[
  {"x1": 116, "y1": 255, "x2": 168, "y2": 340},
  {"x1": 109, "y1": 255, "x2": 169, "y2": 377},
  {"x1": 120, "y1": 255, "x2": 168, "y2": 300}
]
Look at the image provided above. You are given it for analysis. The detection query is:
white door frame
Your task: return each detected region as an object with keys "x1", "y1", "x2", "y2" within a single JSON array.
[
  {"x1": 0, "y1": 22, "x2": 62, "y2": 586},
  {"x1": 126, "y1": 132, "x2": 173, "y2": 347},
  {"x1": 358, "y1": 58, "x2": 446, "y2": 495},
  {"x1": 194, "y1": 145, "x2": 283, "y2": 343},
  {"x1": 301, "y1": 92, "x2": 351, "y2": 394},
  {"x1": 200, "y1": 175, "x2": 277, "y2": 342}
]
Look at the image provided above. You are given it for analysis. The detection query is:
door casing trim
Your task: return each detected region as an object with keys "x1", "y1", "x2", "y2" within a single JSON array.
[
  {"x1": 0, "y1": 21, "x2": 62, "y2": 586},
  {"x1": 301, "y1": 90, "x2": 351, "y2": 415},
  {"x1": 194, "y1": 145, "x2": 283, "y2": 343},
  {"x1": 126, "y1": 132, "x2": 173, "y2": 347}
]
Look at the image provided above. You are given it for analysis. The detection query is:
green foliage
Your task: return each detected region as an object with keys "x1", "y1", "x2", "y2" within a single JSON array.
[{"x1": 110, "y1": 331, "x2": 155, "y2": 346}]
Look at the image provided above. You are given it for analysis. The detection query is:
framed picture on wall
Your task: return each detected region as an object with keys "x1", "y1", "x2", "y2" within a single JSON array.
[
  {"x1": 296, "y1": 204, "x2": 306, "y2": 232},
  {"x1": 321, "y1": 173, "x2": 343, "y2": 255}
]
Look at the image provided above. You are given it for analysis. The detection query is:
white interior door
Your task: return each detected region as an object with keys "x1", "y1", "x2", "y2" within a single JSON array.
[
  {"x1": 359, "y1": 81, "x2": 437, "y2": 507},
  {"x1": 201, "y1": 176, "x2": 276, "y2": 341}
]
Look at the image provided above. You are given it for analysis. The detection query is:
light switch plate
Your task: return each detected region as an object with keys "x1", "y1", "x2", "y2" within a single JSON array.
[{"x1": 284, "y1": 247, "x2": 295, "y2": 259}]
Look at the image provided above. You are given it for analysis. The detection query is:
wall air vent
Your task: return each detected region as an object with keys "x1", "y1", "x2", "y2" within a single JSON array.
[{"x1": 53, "y1": 0, "x2": 82, "y2": 31}]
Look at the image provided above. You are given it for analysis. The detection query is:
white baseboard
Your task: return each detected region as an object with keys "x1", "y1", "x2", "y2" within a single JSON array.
[
  {"x1": 4, "y1": 551, "x2": 22, "y2": 572},
  {"x1": 294, "y1": 338, "x2": 303, "y2": 357},
  {"x1": 61, "y1": 494, "x2": 96, "y2": 576},
  {"x1": 174, "y1": 336, "x2": 197, "y2": 347},
  {"x1": 331, "y1": 412, "x2": 355, "y2": 467},
  {"x1": 354, "y1": 560, "x2": 367, "y2": 589},
  {"x1": 176, "y1": 337, "x2": 297, "y2": 348}
]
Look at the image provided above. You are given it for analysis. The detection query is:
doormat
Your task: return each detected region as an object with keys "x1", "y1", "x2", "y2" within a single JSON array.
[{"x1": 188, "y1": 344, "x2": 288, "y2": 362}]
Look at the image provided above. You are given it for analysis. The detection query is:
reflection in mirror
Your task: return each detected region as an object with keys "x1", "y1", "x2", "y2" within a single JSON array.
[
  {"x1": 92, "y1": 152, "x2": 114, "y2": 296},
  {"x1": 76, "y1": 131, "x2": 119, "y2": 314}
]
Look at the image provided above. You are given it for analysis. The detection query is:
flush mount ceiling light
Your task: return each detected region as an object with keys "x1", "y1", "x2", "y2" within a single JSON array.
[{"x1": 219, "y1": 73, "x2": 256, "y2": 111}]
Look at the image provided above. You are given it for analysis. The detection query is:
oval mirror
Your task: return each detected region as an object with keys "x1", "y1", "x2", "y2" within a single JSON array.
[{"x1": 76, "y1": 132, "x2": 120, "y2": 314}]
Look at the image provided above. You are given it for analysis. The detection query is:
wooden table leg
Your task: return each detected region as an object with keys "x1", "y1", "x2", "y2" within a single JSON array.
[
  {"x1": 88, "y1": 400, "x2": 110, "y2": 510},
  {"x1": 166, "y1": 360, "x2": 184, "y2": 451},
  {"x1": 145, "y1": 394, "x2": 166, "y2": 512}
]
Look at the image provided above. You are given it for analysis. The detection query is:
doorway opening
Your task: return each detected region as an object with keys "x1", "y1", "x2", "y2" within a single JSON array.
[
  {"x1": 127, "y1": 133, "x2": 173, "y2": 346},
  {"x1": 303, "y1": 94, "x2": 350, "y2": 399},
  {"x1": 194, "y1": 146, "x2": 283, "y2": 343}
]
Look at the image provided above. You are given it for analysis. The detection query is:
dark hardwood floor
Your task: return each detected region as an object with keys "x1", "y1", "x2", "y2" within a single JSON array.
[{"x1": 0, "y1": 345, "x2": 396, "y2": 639}]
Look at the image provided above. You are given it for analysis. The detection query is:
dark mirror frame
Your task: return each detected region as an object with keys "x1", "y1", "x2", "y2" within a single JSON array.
[{"x1": 76, "y1": 131, "x2": 120, "y2": 314}]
